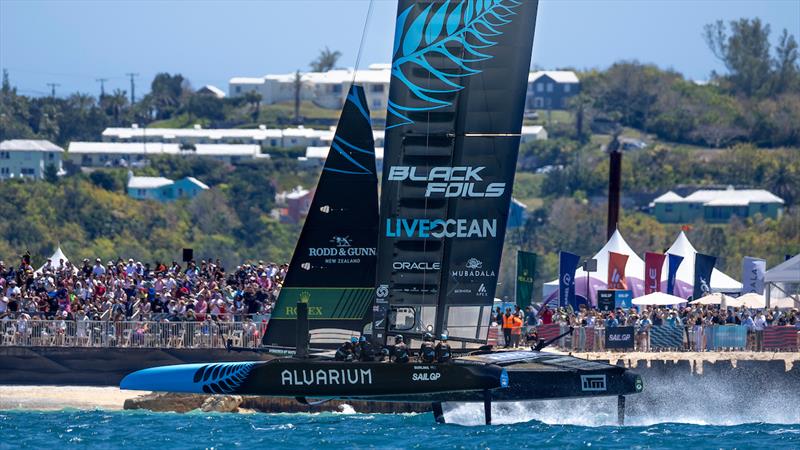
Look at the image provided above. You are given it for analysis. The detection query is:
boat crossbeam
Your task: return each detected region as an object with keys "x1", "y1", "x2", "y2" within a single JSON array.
[
  {"x1": 432, "y1": 402, "x2": 445, "y2": 424},
  {"x1": 483, "y1": 390, "x2": 492, "y2": 425}
]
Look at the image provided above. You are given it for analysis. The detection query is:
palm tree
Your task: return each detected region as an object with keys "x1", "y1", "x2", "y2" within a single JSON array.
[
  {"x1": 310, "y1": 47, "x2": 341, "y2": 72},
  {"x1": 293, "y1": 71, "x2": 303, "y2": 125},
  {"x1": 105, "y1": 89, "x2": 128, "y2": 124},
  {"x1": 244, "y1": 90, "x2": 262, "y2": 122}
]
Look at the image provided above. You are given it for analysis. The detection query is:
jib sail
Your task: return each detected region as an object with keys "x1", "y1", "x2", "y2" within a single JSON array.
[
  {"x1": 373, "y1": 0, "x2": 539, "y2": 347},
  {"x1": 264, "y1": 85, "x2": 378, "y2": 348}
]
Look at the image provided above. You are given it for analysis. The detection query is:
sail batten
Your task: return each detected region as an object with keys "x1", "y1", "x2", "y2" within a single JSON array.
[{"x1": 373, "y1": 0, "x2": 539, "y2": 346}]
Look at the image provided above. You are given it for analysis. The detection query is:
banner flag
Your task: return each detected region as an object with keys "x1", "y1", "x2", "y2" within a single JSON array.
[
  {"x1": 607, "y1": 251, "x2": 629, "y2": 289},
  {"x1": 558, "y1": 251, "x2": 580, "y2": 308},
  {"x1": 693, "y1": 253, "x2": 717, "y2": 300},
  {"x1": 644, "y1": 252, "x2": 667, "y2": 295},
  {"x1": 516, "y1": 251, "x2": 536, "y2": 308},
  {"x1": 666, "y1": 253, "x2": 684, "y2": 295},
  {"x1": 741, "y1": 256, "x2": 766, "y2": 294}
]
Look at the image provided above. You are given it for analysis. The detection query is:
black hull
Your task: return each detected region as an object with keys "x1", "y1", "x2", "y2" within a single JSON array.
[{"x1": 121, "y1": 350, "x2": 642, "y2": 404}]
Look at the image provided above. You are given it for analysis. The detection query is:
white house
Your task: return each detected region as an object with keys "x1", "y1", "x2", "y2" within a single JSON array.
[
  {"x1": 0, "y1": 139, "x2": 64, "y2": 180},
  {"x1": 526, "y1": 70, "x2": 580, "y2": 110},
  {"x1": 67, "y1": 142, "x2": 263, "y2": 166},
  {"x1": 229, "y1": 64, "x2": 391, "y2": 111},
  {"x1": 99, "y1": 125, "x2": 386, "y2": 150}
]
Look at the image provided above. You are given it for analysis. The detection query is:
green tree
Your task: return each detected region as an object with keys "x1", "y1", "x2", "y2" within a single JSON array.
[
  {"x1": 309, "y1": 47, "x2": 341, "y2": 72},
  {"x1": 43, "y1": 164, "x2": 59, "y2": 183}
]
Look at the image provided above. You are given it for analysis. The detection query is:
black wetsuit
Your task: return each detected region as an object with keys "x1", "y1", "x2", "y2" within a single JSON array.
[
  {"x1": 358, "y1": 341, "x2": 376, "y2": 361},
  {"x1": 419, "y1": 342, "x2": 435, "y2": 363},
  {"x1": 393, "y1": 343, "x2": 409, "y2": 363},
  {"x1": 334, "y1": 343, "x2": 354, "y2": 361},
  {"x1": 434, "y1": 342, "x2": 451, "y2": 363}
]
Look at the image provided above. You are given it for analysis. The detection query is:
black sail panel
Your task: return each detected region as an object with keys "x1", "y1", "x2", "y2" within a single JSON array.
[
  {"x1": 264, "y1": 85, "x2": 378, "y2": 348},
  {"x1": 374, "y1": 0, "x2": 539, "y2": 347}
]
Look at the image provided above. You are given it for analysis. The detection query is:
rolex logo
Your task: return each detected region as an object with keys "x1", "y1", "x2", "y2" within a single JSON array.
[{"x1": 299, "y1": 291, "x2": 311, "y2": 303}]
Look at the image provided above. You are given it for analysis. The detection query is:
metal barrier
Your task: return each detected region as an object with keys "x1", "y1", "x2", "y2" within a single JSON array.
[
  {"x1": 0, "y1": 319, "x2": 267, "y2": 349},
  {"x1": 526, "y1": 324, "x2": 799, "y2": 353}
]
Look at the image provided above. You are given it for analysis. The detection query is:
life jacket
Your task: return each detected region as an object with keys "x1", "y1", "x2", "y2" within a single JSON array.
[
  {"x1": 511, "y1": 316, "x2": 523, "y2": 334},
  {"x1": 435, "y1": 343, "x2": 451, "y2": 363},
  {"x1": 503, "y1": 314, "x2": 513, "y2": 329},
  {"x1": 419, "y1": 342, "x2": 435, "y2": 363},
  {"x1": 394, "y1": 343, "x2": 409, "y2": 363}
]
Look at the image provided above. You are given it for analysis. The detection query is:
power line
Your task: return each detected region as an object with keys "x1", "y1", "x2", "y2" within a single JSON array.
[
  {"x1": 46, "y1": 82, "x2": 60, "y2": 98},
  {"x1": 126, "y1": 72, "x2": 139, "y2": 104}
]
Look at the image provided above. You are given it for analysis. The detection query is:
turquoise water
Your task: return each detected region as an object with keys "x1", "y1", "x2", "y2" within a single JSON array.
[{"x1": 1, "y1": 409, "x2": 799, "y2": 449}]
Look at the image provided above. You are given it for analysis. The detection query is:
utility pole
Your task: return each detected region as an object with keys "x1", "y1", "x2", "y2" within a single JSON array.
[
  {"x1": 126, "y1": 72, "x2": 139, "y2": 104},
  {"x1": 95, "y1": 78, "x2": 108, "y2": 98},
  {"x1": 46, "y1": 83, "x2": 60, "y2": 98},
  {"x1": 606, "y1": 133, "x2": 622, "y2": 240}
]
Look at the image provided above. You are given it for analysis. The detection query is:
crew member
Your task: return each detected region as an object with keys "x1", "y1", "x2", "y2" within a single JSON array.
[
  {"x1": 335, "y1": 337, "x2": 357, "y2": 361},
  {"x1": 510, "y1": 312, "x2": 523, "y2": 348},
  {"x1": 393, "y1": 335, "x2": 409, "y2": 363},
  {"x1": 435, "y1": 334, "x2": 451, "y2": 363},
  {"x1": 419, "y1": 332, "x2": 436, "y2": 363},
  {"x1": 502, "y1": 308, "x2": 513, "y2": 348},
  {"x1": 358, "y1": 336, "x2": 376, "y2": 362}
]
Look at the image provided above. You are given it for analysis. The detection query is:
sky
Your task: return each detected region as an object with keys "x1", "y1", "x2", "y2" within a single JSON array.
[{"x1": 1, "y1": 0, "x2": 798, "y2": 98}]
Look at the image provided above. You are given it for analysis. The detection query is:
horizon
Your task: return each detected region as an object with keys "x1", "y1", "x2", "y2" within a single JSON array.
[{"x1": 1, "y1": 0, "x2": 798, "y2": 98}]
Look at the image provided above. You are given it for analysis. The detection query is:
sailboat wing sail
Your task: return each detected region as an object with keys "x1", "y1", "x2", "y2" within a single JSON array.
[
  {"x1": 264, "y1": 85, "x2": 378, "y2": 348},
  {"x1": 374, "y1": 0, "x2": 539, "y2": 346}
]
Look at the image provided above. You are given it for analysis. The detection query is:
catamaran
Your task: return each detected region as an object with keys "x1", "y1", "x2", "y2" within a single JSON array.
[{"x1": 121, "y1": 0, "x2": 642, "y2": 425}]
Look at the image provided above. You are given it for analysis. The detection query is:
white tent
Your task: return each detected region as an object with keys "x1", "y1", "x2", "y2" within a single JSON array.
[
  {"x1": 689, "y1": 292, "x2": 734, "y2": 305},
  {"x1": 632, "y1": 292, "x2": 685, "y2": 306},
  {"x1": 765, "y1": 254, "x2": 800, "y2": 283},
  {"x1": 764, "y1": 254, "x2": 800, "y2": 308},
  {"x1": 728, "y1": 293, "x2": 766, "y2": 309},
  {"x1": 35, "y1": 246, "x2": 77, "y2": 275},
  {"x1": 543, "y1": 230, "x2": 647, "y2": 303},
  {"x1": 662, "y1": 231, "x2": 742, "y2": 299}
]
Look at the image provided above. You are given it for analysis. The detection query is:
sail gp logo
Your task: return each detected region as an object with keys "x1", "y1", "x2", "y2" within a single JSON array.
[
  {"x1": 386, "y1": 218, "x2": 496, "y2": 239},
  {"x1": 388, "y1": 166, "x2": 505, "y2": 198}
]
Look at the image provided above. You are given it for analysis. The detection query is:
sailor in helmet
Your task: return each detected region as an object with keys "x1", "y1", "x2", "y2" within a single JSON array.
[
  {"x1": 435, "y1": 333, "x2": 452, "y2": 363},
  {"x1": 419, "y1": 332, "x2": 436, "y2": 363},
  {"x1": 358, "y1": 336, "x2": 376, "y2": 362},
  {"x1": 392, "y1": 335, "x2": 409, "y2": 363},
  {"x1": 335, "y1": 337, "x2": 358, "y2": 362}
]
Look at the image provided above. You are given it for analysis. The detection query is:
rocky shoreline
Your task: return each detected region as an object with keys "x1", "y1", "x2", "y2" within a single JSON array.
[{"x1": 123, "y1": 392, "x2": 431, "y2": 414}]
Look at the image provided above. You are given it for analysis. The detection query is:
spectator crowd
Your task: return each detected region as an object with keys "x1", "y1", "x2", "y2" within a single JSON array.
[
  {"x1": 0, "y1": 253, "x2": 287, "y2": 325},
  {"x1": 493, "y1": 302, "x2": 800, "y2": 352}
]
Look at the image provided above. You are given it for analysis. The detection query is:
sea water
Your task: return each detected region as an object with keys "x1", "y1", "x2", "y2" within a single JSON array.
[{"x1": 1, "y1": 403, "x2": 799, "y2": 450}]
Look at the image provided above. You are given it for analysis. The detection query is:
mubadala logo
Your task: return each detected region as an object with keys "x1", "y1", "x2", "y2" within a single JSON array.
[
  {"x1": 580, "y1": 375, "x2": 607, "y2": 392},
  {"x1": 451, "y1": 258, "x2": 496, "y2": 279},
  {"x1": 477, "y1": 283, "x2": 488, "y2": 296},
  {"x1": 393, "y1": 261, "x2": 441, "y2": 271},
  {"x1": 388, "y1": 166, "x2": 506, "y2": 198}
]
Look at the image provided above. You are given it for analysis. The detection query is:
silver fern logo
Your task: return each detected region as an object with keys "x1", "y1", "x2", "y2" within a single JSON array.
[{"x1": 388, "y1": 0, "x2": 522, "y2": 128}]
